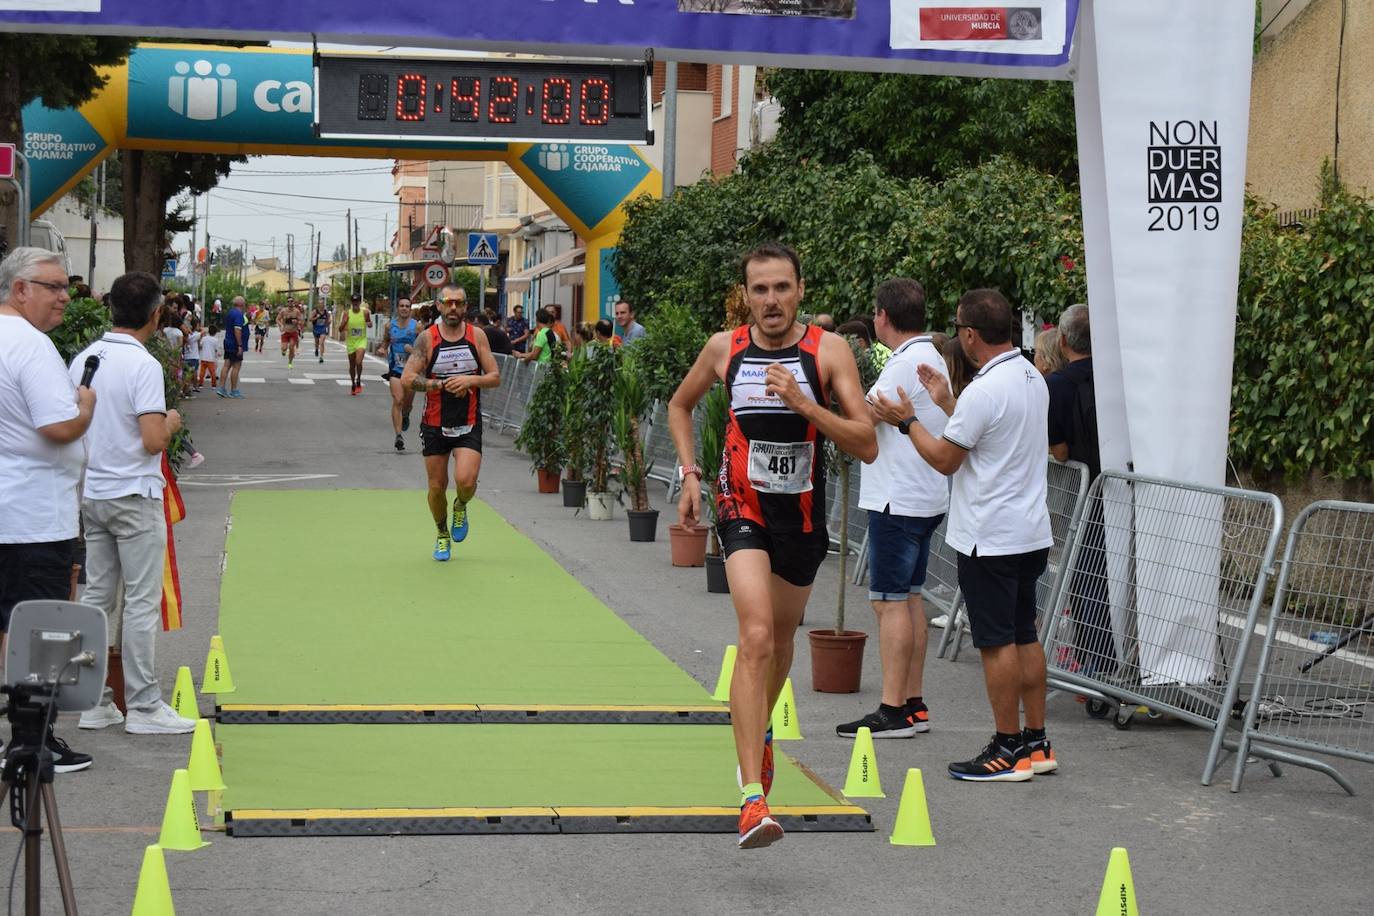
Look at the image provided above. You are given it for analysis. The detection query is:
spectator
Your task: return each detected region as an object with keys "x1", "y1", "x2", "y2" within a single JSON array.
[
  {"x1": 835, "y1": 319, "x2": 872, "y2": 348},
  {"x1": 0, "y1": 247, "x2": 97, "y2": 772},
  {"x1": 613, "y1": 300, "x2": 647, "y2": 345},
  {"x1": 837, "y1": 278, "x2": 948, "y2": 741},
  {"x1": 475, "y1": 311, "x2": 513, "y2": 355},
  {"x1": 506, "y1": 304, "x2": 530, "y2": 353},
  {"x1": 1034, "y1": 327, "x2": 1066, "y2": 377},
  {"x1": 572, "y1": 321, "x2": 595, "y2": 349},
  {"x1": 519, "y1": 307, "x2": 558, "y2": 363},
  {"x1": 871, "y1": 288, "x2": 1057, "y2": 783},
  {"x1": 594, "y1": 318, "x2": 618, "y2": 345},
  {"x1": 71, "y1": 271, "x2": 195, "y2": 735},
  {"x1": 550, "y1": 304, "x2": 571, "y2": 346},
  {"x1": 197, "y1": 325, "x2": 221, "y2": 390},
  {"x1": 940, "y1": 334, "x2": 976, "y2": 398},
  {"x1": 182, "y1": 318, "x2": 201, "y2": 395},
  {"x1": 217, "y1": 294, "x2": 249, "y2": 398},
  {"x1": 1046, "y1": 303, "x2": 1113, "y2": 675},
  {"x1": 811, "y1": 312, "x2": 836, "y2": 332}
]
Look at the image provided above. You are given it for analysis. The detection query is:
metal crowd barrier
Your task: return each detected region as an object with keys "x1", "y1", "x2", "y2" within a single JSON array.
[
  {"x1": 500, "y1": 359, "x2": 542, "y2": 435},
  {"x1": 937, "y1": 459, "x2": 1090, "y2": 661},
  {"x1": 825, "y1": 461, "x2": 867, "y2": 558},
  {"x1": 483, "y1": 353, "x2": 517, "y2": 428},
  {"x1": 1229, "y1": 500, "x2": 1374, "y2": 795},
  {"x1": 644, "y1": 401, "x2": 678, "y2": 494},
  {"x1": 1038, "y1": 470, "x2": 1284, "y2": 786}
]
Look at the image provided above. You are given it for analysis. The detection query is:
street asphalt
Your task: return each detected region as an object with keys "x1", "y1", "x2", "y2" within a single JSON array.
[{"x1": 24, "y1": 331, "x2": 1372, "y2": 916}]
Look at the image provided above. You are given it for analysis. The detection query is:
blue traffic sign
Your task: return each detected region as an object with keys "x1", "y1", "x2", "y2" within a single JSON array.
[
  {"x1": 467, "y1": 232, "x2": 499, "y2": 267},
  {"x1": 162, "y1": 257, "x2": 178, "y2": 279}
]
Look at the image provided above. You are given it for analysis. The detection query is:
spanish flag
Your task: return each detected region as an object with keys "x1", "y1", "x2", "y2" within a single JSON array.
[{"x1": 161, "y1": 452, "x2": 186, "y2": 631}]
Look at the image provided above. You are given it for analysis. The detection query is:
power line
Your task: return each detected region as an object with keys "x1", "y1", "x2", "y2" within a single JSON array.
[{"x1": 209, "y1": 186, "x2": 405, "y2": 206}]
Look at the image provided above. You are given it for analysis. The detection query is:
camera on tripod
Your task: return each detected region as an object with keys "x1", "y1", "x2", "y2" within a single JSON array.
[{"x1": 2, "y1": 600, "x2": 107, "y2": 916}]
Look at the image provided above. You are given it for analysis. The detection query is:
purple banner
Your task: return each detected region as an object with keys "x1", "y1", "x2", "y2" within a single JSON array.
[{"x1": 0, "y1": 1, "x2": 1078, "y2": 77}]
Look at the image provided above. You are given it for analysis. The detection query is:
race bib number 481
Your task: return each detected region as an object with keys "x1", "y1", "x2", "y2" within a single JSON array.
[{"x1": 747, "y1": 440, "x2": 814, "y2": 494}]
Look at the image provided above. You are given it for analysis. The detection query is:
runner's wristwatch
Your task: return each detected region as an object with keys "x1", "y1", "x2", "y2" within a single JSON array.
[
  {"x1": 897, "y1": 416, "x2": 919, "y2": 435},
  {"x1": 678, "y1": 464, "x2": 702, "y2": 481}
]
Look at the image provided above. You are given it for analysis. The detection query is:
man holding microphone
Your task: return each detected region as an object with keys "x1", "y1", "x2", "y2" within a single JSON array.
[{"x1": 0, "y1": 248, "x2": 96, "y2": 771}]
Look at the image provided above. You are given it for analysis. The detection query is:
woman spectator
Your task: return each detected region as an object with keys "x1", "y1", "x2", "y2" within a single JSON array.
[
  {"x1": 1033, "y1": 327, "x2": 1067, "y2": 376},
  {"x1": 941, "y1": 334, "x2": 976, "y2": 399}
]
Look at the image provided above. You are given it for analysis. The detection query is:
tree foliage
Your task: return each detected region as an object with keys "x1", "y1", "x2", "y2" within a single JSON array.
[{"x1": 766, "y1": 69, "x2": 1078, "y2": 185}]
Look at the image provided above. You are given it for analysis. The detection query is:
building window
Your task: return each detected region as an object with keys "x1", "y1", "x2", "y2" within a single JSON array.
[
  {"x1": 485, "y1": 167, "x2": 519, "y2": 218},
  {"x1": 720, "y1": 65, "x2": 733, "y2": 118}
]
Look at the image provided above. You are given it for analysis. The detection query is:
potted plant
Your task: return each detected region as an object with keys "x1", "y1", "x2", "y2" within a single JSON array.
[
  {"x1": 560, "y1": 349, "x2": 589, "y2": 508},
  {"x1": 567, "y1": 341, "x2": 620, "y2": 519},
  {"x1": 614, "y1": 353, "x2": 659, "y2": 541},
  {"x1": 809, "y1": 335, "x2": 880, "y2": 692},
  {"x1": 514, "y1": 337, "x2": 568, "y2": 493},
  {"x1": 697, "y1": 382, "x2": 731, "y2": 593}
]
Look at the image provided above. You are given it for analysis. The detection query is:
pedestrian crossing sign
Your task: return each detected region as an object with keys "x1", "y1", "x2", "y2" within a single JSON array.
[
  {"x1": 467, "y1": 232, "x2": 499, "y2": 266},
  {"x1": 162, "y1": 257, "x2": 178, "y2": 279}
]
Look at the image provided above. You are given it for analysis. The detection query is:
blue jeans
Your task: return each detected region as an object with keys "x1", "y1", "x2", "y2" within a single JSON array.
[{"x1": 866, "y1": 509, "x2": 945, "y2": 601}]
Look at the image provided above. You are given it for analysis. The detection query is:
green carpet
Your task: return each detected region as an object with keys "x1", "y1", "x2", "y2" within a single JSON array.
[{"x1": 219, "y1": 491, "x2": 717, "y2": 707}]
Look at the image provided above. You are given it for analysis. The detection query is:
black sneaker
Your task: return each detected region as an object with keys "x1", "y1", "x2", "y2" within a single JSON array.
[
  {"x1": 902, "y1": 698, "x2": 931, "y2": 734},
  {"x1": 394, "y1": 433, "x2": 405, "y2": 452},
  {"x1": 47, "y1": 732, "x2": 93, "y2": 774},
  {"x1": 401, "y1": 414, "x2": 410, "y2": 432},
  {"x1": 1022, "y1": 729, "x2": 1058, "y2": 774},
  {"x1": 948, "y1": 734, "x2": 1033, "y2": 782},
  {"x1": 836, "y1": 705, "x2": 916, "y2": 739}
]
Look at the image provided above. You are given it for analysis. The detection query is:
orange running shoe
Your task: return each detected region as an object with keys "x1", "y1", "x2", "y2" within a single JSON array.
[
  {"x1": 1023, "y1": 730, "x2": 1058, "y2": 775},
  {"x1": 737, "y1": 796, "x2": 784, "y2": 849}
]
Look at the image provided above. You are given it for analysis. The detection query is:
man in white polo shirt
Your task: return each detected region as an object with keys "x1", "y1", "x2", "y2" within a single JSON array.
[
  {"x1": 837, "y1": 278, "x2": 949, "y2": 740},
  {"x1": 72, "y1": 271, "x2": 196, "y2": 736},
  {"x1": 872, "y1": 288, "x2": 1056, "y2": 783},
  {"x1": 0, "y1": 247, "x2": 97, "y2": 773}
]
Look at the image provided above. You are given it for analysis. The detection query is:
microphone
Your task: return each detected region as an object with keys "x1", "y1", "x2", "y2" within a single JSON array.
[{"x1": 79, "y1": 354, "x2": 100, "y2": 388}]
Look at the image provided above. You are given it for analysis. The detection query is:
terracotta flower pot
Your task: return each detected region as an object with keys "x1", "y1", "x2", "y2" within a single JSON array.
[
  {"x1": 536, "y1": 468, "x2": 561, "y2": 493},
  {"x1": 808, "y1": 629, "x2": 868, "y2": 693},
  {"x1": 668, "y1": 523, "x2": 708, "y2": 567}
]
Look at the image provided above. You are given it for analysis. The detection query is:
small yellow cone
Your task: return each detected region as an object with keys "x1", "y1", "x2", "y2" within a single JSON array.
[
  {"x1": 711, "y1": 645, "x2": 736, "y2": 701},
  {"x1": 170, "y1": 666, "x2": 198, "y2": 721},
  {"x1": 200, "y1": 635, "x2": 235, "y2": 694},
  {"x1": 888, "y1": 768, "x2": 935, "y2": 846},
  {"x1": 159, "y1": 769, "x2": 209, "y2": 851},
  {"x1": 131, "y1": 844, "x2": 175, "y2": 915},
  {"x1": 1095, "y1": 847, "x2": 1139, "y2": 916},
  {"x1": 769, "y1": 678, "x2": 803, "y2": 740},
  {"x1": 187, "y1": 719, "x2": 226, "y2": 793},
  {"x1": 842, "y1": 726, "x2": 885, "y2": 798}
]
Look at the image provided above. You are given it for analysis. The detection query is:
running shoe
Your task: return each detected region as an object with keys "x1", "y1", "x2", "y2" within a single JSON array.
[
  {"x1": 288, "y1": 360, "x2": 293, "y2": 369},
  {"x1": 350, "y1": 385, "x2": 360, "y2": 396},
  {"x1": 903, "y1": 698, "x2": 931, "y2": 734},
  {"x1": 433, "y1": 534, "x2": 452, "y2": 562},
  {"x1": 228, "y1": 390, "x2": 244, "y2": 398},
  {"x1": 451, "y1": 499, "x2": 469, "y2": 542},
  {"x1": 394, "y1": 433, "x2": 405, "y2": 452},
  {"x1": 401, "y1": 414, "x2": 410, "y2": 432},
  {"x1": 837, "y1": 705, "x2": 916, "y2": 739},
  {"x1": 1023, "y1": 730, "x2": 1058, "y2": 775},
  {"x1": 948, "y1": 735, "x2": 1033, "y2": 782},
  {"x1": 215, "y1": 387, "x2": 227, "y2": 398},
  {"x1": 319, "y1": 356, "x2": 325, "y2": 364},
  {"x1": 46, "y1": 732, "x2": 93, "y2": 774},
  {"x1": 737, "y1": 796, "x2": 783, "y2": 850}
]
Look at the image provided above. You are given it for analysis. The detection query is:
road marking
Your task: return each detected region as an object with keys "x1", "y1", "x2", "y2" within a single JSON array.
[
  {"x1": 335, "y1": 379, "x2": 354, "y2": 386},
  {"x1": 288, "y1": 378, "x2": 315, "y2": 385},
  {"x1": 306, "y1": 373, "x2": 350, "y2": 380},
  {"x1": 179, "y1": 473, "x2": 339, "y2": 488},
  {"x1": 240, "y1": 377, "x2": 266, "y2": 383}
]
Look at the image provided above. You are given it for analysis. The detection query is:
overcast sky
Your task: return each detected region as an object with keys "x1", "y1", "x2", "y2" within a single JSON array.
[{"x1": 169, "y1": 155, "x2": 398, "y2": 273}]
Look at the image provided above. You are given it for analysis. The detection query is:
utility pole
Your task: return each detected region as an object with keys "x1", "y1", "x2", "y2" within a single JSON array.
[
  {"x1": 663, "y1": 62, "x2": 679, "y2": 196},
  {"x1": 313, "y1": 232, "x2": 322, "y2": 313},
  {"x1": 240, "y1": 239, "x2": 248, "y2": 289},
  {"x1": 287, "y1": 233, "x2": 294, "y2": 302},
  {"x1": 188, "y1": 195, "x2": 196, "y2": 292},
  {"x1": 345, "y1": 208, "x2": 352, "y2": 298},
  {"x1": 86, "y1": 162, "x2": 99, "y2": 287},
  {"x1": 305, "y1": 222, "x2": 316, "y2": 311},
  {"x1": 200, "y1": 193, "x2": 211, "y2": 310},
  {"x1": 355, "y1": 217, "x2": 362, "y2": 304}
]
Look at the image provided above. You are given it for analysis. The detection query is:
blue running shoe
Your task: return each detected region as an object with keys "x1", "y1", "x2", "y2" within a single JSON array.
[
  {"x1": 229, "y1": 389, "x2": 244, "y2": 398},
  {"x1": 433, "y1": 533, "x2": 452, "y2": 562},
  {"x1": 215, "y1": 387, "x2": 227, "y2": 398},
  {"x1": 451, "y1": 499, "x2": 469, "y2": 542}
]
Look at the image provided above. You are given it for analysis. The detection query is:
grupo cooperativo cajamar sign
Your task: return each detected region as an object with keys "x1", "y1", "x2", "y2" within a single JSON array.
[{"x1": 0, "y1": 1, "x2": 1078, "y2": 78}]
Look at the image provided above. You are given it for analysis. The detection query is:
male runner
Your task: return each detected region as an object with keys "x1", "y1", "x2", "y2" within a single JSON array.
[
  {"x1": 311, "y1": 301, "x2": 331, "y2": 362},
  {"x1": 400, "y1": 285, "x2": 500, "y2": 561},
  {"x1": 379, "y1": 297, "x2": 419, "y2": 451},
  {"x1": 278, "y1": 297, "x2": 304, "y2": 369},
  {"x1": 339, "y1": 293, "x2": 371, "y2": 394},
  {"x1": 252, "y1": 303, "x2": 269, "y2": 353},
  {"x1": 668, "y1": 242, "x2": 876, "y2": 849}
]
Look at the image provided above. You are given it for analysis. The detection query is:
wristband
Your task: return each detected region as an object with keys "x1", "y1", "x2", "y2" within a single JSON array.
[{"x1": 678, "y1": 464, "x2": 702, "y2": 481}]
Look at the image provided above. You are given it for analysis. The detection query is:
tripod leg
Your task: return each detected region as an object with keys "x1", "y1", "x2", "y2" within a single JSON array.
[{"x1": 39, "y1": 784, "x2": 78, "y2": 916}]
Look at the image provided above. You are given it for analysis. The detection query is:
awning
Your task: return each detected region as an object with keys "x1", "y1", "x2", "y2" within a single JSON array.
[
  {"x1": 504, "y1": 248, "x2": 583, "y2": 292},
  {"x1": 557, "y1": 265, "x2": 585, "y2": 288}
]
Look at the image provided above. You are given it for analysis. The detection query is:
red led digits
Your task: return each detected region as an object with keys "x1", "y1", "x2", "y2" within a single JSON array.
[
  {"x1": 489, "y1": 76, "x2": 518, "y2": 124},
  {"x1": 542, "y1": 78, "x2": 572, "y2": 125},
  {"x1": 396, "y1": 73, "x2": 427, "y2": 122},
  {"x1": 580, "y1": 78, "x2": 610, "y2": 126},
  {"x1": 450, "y1": 77, "x2": 480, "y2": 122}
]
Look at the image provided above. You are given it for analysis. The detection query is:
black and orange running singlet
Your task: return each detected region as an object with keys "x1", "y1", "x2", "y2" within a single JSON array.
[
  {"x1": 422, "y1": 323, "x2": 482, "y2": 433},
  {"x1": 717, "y1": 324, "x2": 828, "y2": 534}
]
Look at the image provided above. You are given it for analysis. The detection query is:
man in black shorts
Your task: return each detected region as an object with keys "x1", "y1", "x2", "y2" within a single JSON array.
[
  {"x1": 872, "y1": 288, "x2": 1056, "y2": 783},
  {"x1": 669, "y1": 242, "x2": 875, "y2": 848},
  {"x1": 400, "y1": 285, "x2": 500, "y2": 561}
]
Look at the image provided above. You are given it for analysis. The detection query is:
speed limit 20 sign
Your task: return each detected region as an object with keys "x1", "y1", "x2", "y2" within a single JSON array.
[{"x1": 423, "y1": 261, "x2": 450, "y2": 288}]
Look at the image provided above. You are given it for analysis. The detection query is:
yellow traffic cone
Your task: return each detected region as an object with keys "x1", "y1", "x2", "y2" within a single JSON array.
[
  {"x1": 159, "y1": 769, "x2": 209, "y2": 851},
  {"x1": 711, "y1": 645, "x2": 737, "y2": 701},
  {"x1": 131, "y1": 844, "x2": 175, "y2": 915},
  {"x1": 769, "y1": 678, "x2": 803, "y2": 740},
  {"x1": 888, "y1": 769, "x2": 935, "y2": 846},
  {"x1": 170, "y1": 666, "x2": 198, "y2": 721},
  {"x1": 1095, "y1": 847, "x2": 1139, "y2": 916},
  {"x1": 200, "y1": 635, "x2": 235, "y2": 694},
  {"x1": 842, "y1": 726, "x2": 885, "y2": 797},
  {"x1": 187, "y1": 719, "x2": 226, "y2": 793}
]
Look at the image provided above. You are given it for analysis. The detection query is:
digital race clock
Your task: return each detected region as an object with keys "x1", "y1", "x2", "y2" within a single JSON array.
[{"x1": 314, "y1": 54, "x2": 651, "y2": 145}]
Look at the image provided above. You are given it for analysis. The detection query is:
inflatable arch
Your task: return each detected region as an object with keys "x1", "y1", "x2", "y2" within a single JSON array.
[{"x1": 22, "y1": 43, "x2": 661, "y2": 319}]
